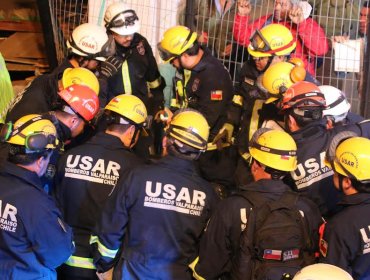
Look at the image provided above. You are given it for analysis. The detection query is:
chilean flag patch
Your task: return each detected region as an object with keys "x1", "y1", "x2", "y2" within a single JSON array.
[
  {"x1": 211, "y1": 90, "x2": 223, "y2": 101},
  {"x1": 263, "y1": 249, "x2": 282, "y2": 260}
]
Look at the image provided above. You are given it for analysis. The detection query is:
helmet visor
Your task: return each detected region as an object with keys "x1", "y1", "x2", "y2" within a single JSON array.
[
  {"x1": 106, "y1": 10, "x2": 138, "y2": 29},
  {"x1": 157, "y1": 43, "x2": 177, "y2": 62},
  {"x1": 250, "y1": 29, "x2": 271, "y2": 52}
]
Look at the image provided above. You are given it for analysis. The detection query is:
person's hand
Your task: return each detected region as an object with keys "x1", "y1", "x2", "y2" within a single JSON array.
[
  {"x1": 221, "y1": 44, "x2": 233, "y2": 57},
  {"x1": 99, "y1": 55, "x2": 124, "y2": 79},
  {"x1": 289, "y1": 5, "x2": 304, "y2": 24},
  {"x1": 332, "y1": 35, "x2": 350, "y2": 44},
  {"x1": 198, "y1": 31, "x2": 208, "y2": 44},
  {"x1": 96, "y1": 268, "x2": 113, "y2": 280},
  {"x1": 237, "y1": 0, "x2": 251, "y2": 16},
  {"x1": 154, "y1": 107, "x2": 173, "y2": 126}
]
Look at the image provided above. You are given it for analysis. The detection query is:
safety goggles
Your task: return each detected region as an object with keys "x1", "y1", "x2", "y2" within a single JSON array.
[
  {"x1": 157, "y1": 30, "x2": 194, "y2": 62},
  {"x1": 106, "y1": 10, "x2": 139, "y2": 29},
  {"x1": 157, "y1": 43, "x2": 178, "y2": 62},
  {"x1": 250, "y1": 29, "x2": 295, "y2": 54}
]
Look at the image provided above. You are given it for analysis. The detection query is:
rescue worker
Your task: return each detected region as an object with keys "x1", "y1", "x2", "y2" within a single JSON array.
[
  {"x1": 319, "y1": 85, "x2": 364, "y2": 129},
  {"x1": 319, "y1": 135, "x2": 370, "y2": 279},
  {"x1": 292, "y1": 264, "x2": 354, "y2": 280},
  {"x1": 91, "y1": 109, "x2": 218, "y2": 280},
  {"x1": 2, "y1": 84, "x2": 100, "y2": 194},
  {"x1": 53, "y1": 22, "x2": 115, "y2": 76},
  {"x1": 213, "y1": 24, "x2": 318, "y2": 186},
  {"x1": 157, "y1": 25, "x2": 236, "y2": 193},
  {"x1": 54, "y1": 95, "x2": 146, "y2": 279},
  {"x1": 0, "y1": 114, "x2": 74, "y2": 279},
  {"x1": 251, "y1": 0, "x2": 329, "y2": 76},
  {"x1": 100, "y1": 2, "x2": 165, "y2": 158},
  {"x1": 190, "y1": 128, "x2": 322, "y2": 279},
  {"x1": 279, "y1": 81, "x2": 370, "y2": 217},
  {"x1": 5, "y1": 67, "x2": 99, "y2": 123}
]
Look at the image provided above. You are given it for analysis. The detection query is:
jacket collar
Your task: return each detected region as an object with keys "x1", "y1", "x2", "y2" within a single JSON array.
[
  {"x1": 339, "y1": 192, "x2": 370, "y2": 206},
  {"x1": 1, "y1": 161, "x2": 44, "y2": 190}
]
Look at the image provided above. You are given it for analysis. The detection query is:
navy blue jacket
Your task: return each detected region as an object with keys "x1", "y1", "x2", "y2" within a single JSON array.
[
  {"x1": 54, "y1": 132, "x2": 143, "y2": 275},
  {"x1": 320, "y1": 192, "x2": 370, "y2": 279},
  {"x1": 193, "y1": 179, "x2": 322, "y2": 279},
  {"x1": 0, "y1": 161, "x2": 74, "y2": 279},
  {"x1": 91, "y1": 155, "x2": 218, "y2": 279}
]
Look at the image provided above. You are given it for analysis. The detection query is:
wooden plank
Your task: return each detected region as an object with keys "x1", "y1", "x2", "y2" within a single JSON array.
[
  {"x1": 0, "y1": 21, "x2": 42, "y2": 32},
  {"x1": 0, "y1": 32, "x2": 46, "y2": 60}
]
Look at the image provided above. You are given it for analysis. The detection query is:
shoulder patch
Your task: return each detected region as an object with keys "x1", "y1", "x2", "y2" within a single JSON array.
[
  {"x1": 244, "y1": 77, "x2": 255, "y2": 86},
  {"x1": 192, "y1": 78, "x2": 200, "y2": 92},
  {"x1": 137, "y1": 41, "x2": 145, "y2": 55},
  {"x1": 211, "y1": 90, "x2": 223, "y2": 101},
  {"x1": 319, "y1": 238, "x2": 328, "y2": 257}
]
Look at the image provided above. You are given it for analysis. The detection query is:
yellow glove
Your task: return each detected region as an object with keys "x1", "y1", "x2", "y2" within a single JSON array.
[{"x1": 212, "y1": 123, "x2": 234, "y2": 150}]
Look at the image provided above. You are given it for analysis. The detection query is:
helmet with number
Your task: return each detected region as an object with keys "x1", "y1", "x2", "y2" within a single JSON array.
[
  {"x1": 293, "y1": 264, "x2": 353, "y2": 280},
  {"x1": 58, "y1": 84, "x2": 100, "y2": 122},
  {"x1": 249, "y1": 128, "x2": 297, "y2": 172},
  {"x1": 329, "y1": 137, "x2": 370, "y2": 182},
  {"x1": 105, "y1": 94, "x2": 147, "y2": 125},
  {"x1": 62, "y1": 67, "x2": 100, "y2": 95},
  {"x1": 319, "y1": 85, "x2": 351, "y2": 123},
  {"x1": 66, "y1": 23, "x2": 115, "y2": 61},
  {"x1": 248, "y1": 24, "x2": 296, "y2": 57},
  {"x1": 257, "y1": 61, "x2": 306, "y2": 103},
  {"x1": 157, "y1": 25, "x2": 198, "y2": 62},
  {"x1": 104, "y1": 2, "x2": 140, "y2": 36},
  {"x1": 6, "y1": 114, "x2": 59, "y2": 151},
  {"x1": 280, "y1": 81, "x2": 326, "y2": 112},
  {"x1": 167, "y1": 109, "x2": 209, "y2": 151}
]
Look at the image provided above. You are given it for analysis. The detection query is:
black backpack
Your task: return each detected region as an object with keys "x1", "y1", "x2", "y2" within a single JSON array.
[{"x1": 232, "y1": 192, "x2": 316, "y2": 280}]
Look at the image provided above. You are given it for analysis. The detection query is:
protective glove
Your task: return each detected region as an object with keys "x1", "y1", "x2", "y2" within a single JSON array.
[
  {"x1": 99, "y1": 55, "x2": 124, "y2": 79},
  {"x1": 212, "y1": 123, "x2": 234, "y2": 150}
]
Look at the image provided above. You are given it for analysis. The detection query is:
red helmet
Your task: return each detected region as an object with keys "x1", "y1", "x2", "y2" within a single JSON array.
[
  {"x1": 58, "y1": 84, "x2": 100, "y2": 121},
  {"x1": 280, "y1": 81, "x2": 326, "y2": 112}
]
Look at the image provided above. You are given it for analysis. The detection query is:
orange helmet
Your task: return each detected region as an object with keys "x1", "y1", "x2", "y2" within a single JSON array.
[
  {"x1": 58, "y1": 84, "x2": 100, "y2": 122},
  {"x1": 280, "y1": 81, "x2": 326, "y2": 112}
]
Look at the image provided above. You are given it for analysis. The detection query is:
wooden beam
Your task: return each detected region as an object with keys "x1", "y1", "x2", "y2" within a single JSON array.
[{"x1": 0, "y1": 21, "x2": 42, "y2": 32}]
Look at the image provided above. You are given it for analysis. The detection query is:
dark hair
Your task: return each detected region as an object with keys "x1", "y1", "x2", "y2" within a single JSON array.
[{"x1": 364, "y1": 1, "x2": 370, "y2": 8}]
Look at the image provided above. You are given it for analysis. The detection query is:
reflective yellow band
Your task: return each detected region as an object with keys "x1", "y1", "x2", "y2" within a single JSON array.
[
  {"x1": 176, "y1": 80, "x2": 185, "y2": 97},
  {"x1": 249, "y1": 100, "x2": 264, "y2": 140},
  {"x1": 65, "y1": 255, "x2": 95, "y2": 270},
  {"x1": 232, "y1": 94, "x2": 244, "y2": 106},
  {"x1": 189, "y1": 257, "x2": 206, "y2": 280},
  {"x1": 90, "y1": 235, "x2": 118, "y2": 259},
  {"x1": 121, "y1": 61, "x2": 132, "y2": 95},
  {"x1": 170, "y1": 98, "x2": 180, "y2": 108},
  {"x1": 147, "y1": 77, "x2": 161, "y2": 89}
]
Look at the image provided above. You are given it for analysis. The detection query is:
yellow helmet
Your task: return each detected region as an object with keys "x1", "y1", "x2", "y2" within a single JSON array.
[
  {"x1": 293, "y1": 264, "x2": 353, "y2": 280},
  {"x1": 62, "y1": 67, "x2": 100, "y2": 95},
  {"x1": 331, "y1": 137, "x2": 370, "y2": 182},
  {"x1": 105, "y1": 94, "x2": 147, "y2": 125},
  {"x1": 167, "y1": 109, "x2": 209, "y2": 151},
  {"x1": 157, "y1": 25, "x2": 198, "y2": 62},
  {"x1": 257, "y1": 61, "x2": 306, "y2": 103},
  {"x1": 249, "y1": 128, "x2": 297, "y2": 172},
  {"x1": 248, "y1": 24, "x2": 296, "y2": 57},
  {"x1": 5, "y1": 114, "x2": 59, "y2": 151}
]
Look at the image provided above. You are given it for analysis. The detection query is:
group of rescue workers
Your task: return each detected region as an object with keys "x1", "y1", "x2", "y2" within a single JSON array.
[{"x1": 0, "y1": 1, "x2": 369, "y2": 280}]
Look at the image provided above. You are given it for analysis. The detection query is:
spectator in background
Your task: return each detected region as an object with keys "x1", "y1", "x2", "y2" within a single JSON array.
[
  {"x1": 360, "y1": 1, "x2": 370, "y2": 37},
  {"x1": 178, "y1": 0, "x2": 236, "y2": 60},
  {"x1": 248, "y1": 0, "x2": 329, "y2": 76}
]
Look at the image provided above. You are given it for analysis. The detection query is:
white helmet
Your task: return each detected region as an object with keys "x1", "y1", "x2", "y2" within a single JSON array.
[
  {"x1": 66, "y1": 23, "x2": 115, "y2": 61},
  {"x1": 319, "y1": 85, "x2": 351, "y2": 123},
  {"x1": 104, "y1": 2, "x2": 140, "y2": 36},
  {"x1": 293, "y1": 264, "x2": 353, "y2": 280}
]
